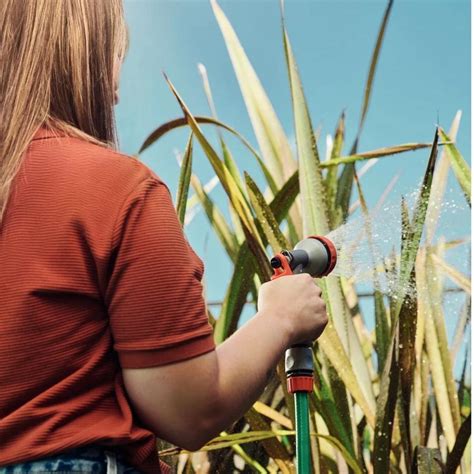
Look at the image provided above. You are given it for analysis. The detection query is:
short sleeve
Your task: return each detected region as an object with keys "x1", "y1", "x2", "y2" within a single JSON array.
[{"x1": 105, "y1": 176, "x2": 216, "y2": 369}]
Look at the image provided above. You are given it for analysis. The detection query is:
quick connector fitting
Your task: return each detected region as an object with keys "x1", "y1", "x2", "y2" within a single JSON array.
[{"x1": 285, "y1": 345, "x2": 314, "y2": 393}]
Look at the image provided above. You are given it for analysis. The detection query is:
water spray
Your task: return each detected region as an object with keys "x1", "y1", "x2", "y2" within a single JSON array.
[{"x1": 270, "y1": 235, "x2": 337, "y2": 474}]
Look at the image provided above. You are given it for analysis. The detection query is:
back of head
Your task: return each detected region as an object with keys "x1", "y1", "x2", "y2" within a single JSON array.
[{"x1": 0, "y1": 0, "x2": 128, "y2": 224}]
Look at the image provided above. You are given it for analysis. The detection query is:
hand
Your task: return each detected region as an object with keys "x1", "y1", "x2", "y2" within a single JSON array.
[{"x1": 257, "y1": 273, "x2": 328, "y2": 346}]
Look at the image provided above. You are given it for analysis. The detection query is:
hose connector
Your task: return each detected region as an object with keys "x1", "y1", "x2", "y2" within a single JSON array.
[{"x1": 285, "y1": 345, "x2": 314, "y2": 393}]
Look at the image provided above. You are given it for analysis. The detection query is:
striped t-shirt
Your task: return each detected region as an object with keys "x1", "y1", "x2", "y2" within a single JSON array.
[{"x1": 0, "y1": 126, "x2": 216, "y2": 473}]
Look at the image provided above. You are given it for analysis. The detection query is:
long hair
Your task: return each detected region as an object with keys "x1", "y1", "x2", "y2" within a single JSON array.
[{"x1": 0, "y1": 0, "x2": 128, "y2": 225}]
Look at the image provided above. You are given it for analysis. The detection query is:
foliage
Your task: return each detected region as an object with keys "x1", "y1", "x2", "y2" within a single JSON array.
[{"x1": 140, "y1": 1, "x2": 471, "y2": 472}]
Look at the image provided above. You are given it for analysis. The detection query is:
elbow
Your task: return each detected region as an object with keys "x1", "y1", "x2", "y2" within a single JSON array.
[
  {"x1": 180, "y1": 437, "x2": 208, "y2": 453},
  {"x1": 174, "y1": 419, "x2": 218, "y2": 453},
  {"x1": 181, "y1": 399, "x2": 226, "y2": 452},
  {"x1": 149, "y1": 425, "x2": 208, "y2": 453},
  {"x1": 158, "y1": 409, "x2": 223, "y2": 453},
  {"x1": 189, "y1": 418, "x2": 224, "y2": 452}
]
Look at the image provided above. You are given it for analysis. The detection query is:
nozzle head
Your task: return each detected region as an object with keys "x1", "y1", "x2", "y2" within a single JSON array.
[
  {"x1": 293, "y1": 235, "x2": 337, "y2": 277},
  {"x1": 311, "y1": 235, "x2": 337, "y2": 276}
]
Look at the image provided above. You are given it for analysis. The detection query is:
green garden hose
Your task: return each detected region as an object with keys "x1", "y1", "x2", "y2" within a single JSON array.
[{"x1": 295, "y1": 391, "x2": 311, "y2": 473}]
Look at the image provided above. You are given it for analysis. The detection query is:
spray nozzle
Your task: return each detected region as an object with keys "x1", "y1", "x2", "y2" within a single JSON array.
[
  {"x1": 271, "y1": 235, "x2": 337, "y2": 280},
  {"x1": 270, "y1": 236, "x2": 338, "y2": 393}
]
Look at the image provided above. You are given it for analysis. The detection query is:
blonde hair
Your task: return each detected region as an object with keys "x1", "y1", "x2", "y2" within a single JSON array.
[{"x1": 0, "y1": 0, "x2": 128, "y2": 225}]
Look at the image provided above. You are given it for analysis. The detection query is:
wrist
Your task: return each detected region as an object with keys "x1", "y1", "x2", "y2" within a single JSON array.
[{"x1": 255, "y1": 308, "x2": 293, "y2": 350}]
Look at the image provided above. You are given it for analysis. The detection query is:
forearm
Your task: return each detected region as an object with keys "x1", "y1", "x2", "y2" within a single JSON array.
[
  {"x1": 198, "y1": 309, "x2": 290, "y2": 442},
  {"x1": 122, "y1": 309, "x2": 292, "y2": 452}
]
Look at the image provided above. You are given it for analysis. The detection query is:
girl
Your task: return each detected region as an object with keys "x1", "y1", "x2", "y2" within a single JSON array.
[{"x1": 0, "y1": 1, "x2": 328, "y2": 473}]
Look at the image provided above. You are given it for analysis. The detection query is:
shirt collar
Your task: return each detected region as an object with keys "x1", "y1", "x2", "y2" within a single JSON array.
[{"x1": 32, "y1": 126, "x2": 67, "y2": 141}]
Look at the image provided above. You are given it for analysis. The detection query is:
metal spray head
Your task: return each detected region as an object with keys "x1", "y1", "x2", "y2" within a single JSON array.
[{"x1": 270, "y1": 235, "x2": 337, "y2": 280}]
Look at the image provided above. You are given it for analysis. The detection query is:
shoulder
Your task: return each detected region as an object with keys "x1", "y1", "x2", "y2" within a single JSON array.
[{"x1": 29, "y1": 133, "x2": 167, "y2": 203}]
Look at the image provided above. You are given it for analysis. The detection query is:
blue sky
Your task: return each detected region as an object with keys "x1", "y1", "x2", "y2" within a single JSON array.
[{"x1": 115, "y1": 0, "x2": 470, "y2": 358}]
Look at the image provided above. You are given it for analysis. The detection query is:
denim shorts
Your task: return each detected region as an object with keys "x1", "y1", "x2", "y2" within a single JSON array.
[{"x1": 0, "y1": 445, "x2": 143, "y2": 474}]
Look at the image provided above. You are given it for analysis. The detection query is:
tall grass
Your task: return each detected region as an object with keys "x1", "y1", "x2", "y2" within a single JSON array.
[{"x1": 139, "y1": 1, "x2": 471, "y2": 472}]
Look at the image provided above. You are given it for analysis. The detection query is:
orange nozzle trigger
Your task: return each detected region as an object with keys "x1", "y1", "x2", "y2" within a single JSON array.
[{"x1": 271, "y1": 253, "x2": 293, "y2": 280}]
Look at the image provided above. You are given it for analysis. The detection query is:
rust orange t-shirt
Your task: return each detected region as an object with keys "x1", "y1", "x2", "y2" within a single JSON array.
[{"x1": 0, "y1": 126, "x2": 217, "y2": 473}]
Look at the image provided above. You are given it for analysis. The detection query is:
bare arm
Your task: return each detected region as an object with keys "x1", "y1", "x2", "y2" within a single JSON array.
[
  {"x1": 122, "y1": 273, "x2": 327, "y2": 451},
  {"x1": 122, "y1": 308, "x2": 290, "y2": 451}
]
